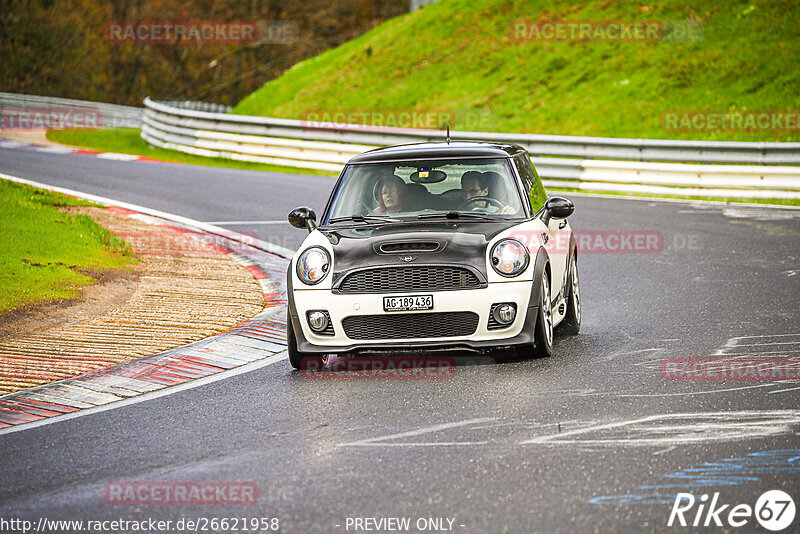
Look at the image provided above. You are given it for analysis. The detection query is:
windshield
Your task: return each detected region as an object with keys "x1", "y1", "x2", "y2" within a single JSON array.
[{"x1": 324, "y1": 158, "x2": 526, "y2": 224}]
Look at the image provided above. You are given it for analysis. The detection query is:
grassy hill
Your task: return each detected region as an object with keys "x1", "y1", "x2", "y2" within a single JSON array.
[{"x1": 232, "y1": 0, "x2": 800, "y2": 141}]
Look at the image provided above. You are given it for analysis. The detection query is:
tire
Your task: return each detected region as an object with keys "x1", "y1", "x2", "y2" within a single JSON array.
[
  {"x1": 287, "y1": 318, "x2": 326, "y2": 371},
  {"x1": 517, "y1": 272, "x2": 554, "y2": 359},
  {"x1": 560, "y1": 253, "x2": 581, "y2": 335}
]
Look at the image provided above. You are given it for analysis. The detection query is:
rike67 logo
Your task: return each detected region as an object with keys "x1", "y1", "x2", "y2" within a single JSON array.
[{"x1": 668, "y1": 490, "x2": 795, "y2": 531}]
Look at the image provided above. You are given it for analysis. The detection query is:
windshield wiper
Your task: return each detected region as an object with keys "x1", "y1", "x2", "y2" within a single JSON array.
[
  {"x1": 417, "y1": 211, "x2": 495, "y2": 220},
  {"x1": 327, "y1": 214, "x2": 401, "y2": 224}
]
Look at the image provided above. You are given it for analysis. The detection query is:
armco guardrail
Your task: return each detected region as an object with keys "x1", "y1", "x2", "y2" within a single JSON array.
[
  {"x1": 142, "y1": 98, "x2": 800, "y2": 165},
  {"x1": 142, "y1": 98, "x2": 800, "y2": 199},
  {"x1": 0, "y1": 92, "x2": 142, "y2": 129}
]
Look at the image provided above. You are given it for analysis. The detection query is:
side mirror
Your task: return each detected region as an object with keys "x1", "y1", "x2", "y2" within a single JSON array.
[
  {"x1": 542, "y1": 197, "x2": 574, "y2": 226},
  {"x1": 288, "y1": 207, "x2": 318, "y2": 232}
]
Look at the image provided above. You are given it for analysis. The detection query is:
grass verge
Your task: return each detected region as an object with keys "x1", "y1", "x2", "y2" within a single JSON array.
[
  {"x1": 0, "y1": 179, "x2": 137, "y2": 313},
  {"x1": 46, "y1": 128, "x2": 338, "y2": 176},
  {"x1": 547, "y1": 187, "x2": 800, "y2": 207}
]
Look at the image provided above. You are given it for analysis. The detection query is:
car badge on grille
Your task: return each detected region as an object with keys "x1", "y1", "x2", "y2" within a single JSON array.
[{"x1": 399, "y1": 255, "x2": 418, "y2": 262}]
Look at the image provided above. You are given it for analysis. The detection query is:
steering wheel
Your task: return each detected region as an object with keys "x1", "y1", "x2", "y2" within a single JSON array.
[{"x1": 458, "y1": 196, "x2": 505, "y2": 210}]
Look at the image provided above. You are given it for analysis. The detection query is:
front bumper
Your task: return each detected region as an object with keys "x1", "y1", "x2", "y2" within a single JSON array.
[{"x1": 289, "y1": 281, "x2": 537, "y2": 354}]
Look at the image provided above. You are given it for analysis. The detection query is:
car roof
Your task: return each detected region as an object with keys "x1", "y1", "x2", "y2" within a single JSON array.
[{"x1": 346, "y1": 141, "x2": 528, "y2": 164}]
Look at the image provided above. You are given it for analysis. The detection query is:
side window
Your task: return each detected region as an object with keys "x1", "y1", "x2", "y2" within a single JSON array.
[{"x1": 513, "y1": 154, "x2": 547, "y2": 213}]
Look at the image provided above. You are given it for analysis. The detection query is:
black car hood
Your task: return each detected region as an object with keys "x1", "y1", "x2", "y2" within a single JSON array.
[{"x1": 321, "y1": 220, "x2": 514, "y2": 280}]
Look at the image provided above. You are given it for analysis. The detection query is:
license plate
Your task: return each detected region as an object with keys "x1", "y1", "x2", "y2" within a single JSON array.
[{"x1": 383, "y1": 294, "x2": 433, "y2": 312}]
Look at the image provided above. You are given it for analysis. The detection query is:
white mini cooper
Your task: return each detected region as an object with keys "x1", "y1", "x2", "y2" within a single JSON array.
[{"x1": 286, "y1": 141, "x2": 580, "y2": 369}]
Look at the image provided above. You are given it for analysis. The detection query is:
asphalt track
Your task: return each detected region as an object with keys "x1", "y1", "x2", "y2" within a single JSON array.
[{"x1": 1, "y1": 146, "x2": 800, "y2": 533}]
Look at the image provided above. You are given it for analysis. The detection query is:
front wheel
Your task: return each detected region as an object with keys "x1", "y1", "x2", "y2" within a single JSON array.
[
  {"x1": 560, "y1": 254, "x2": 581, "y2": 335},
  {"x1": 517, "y1": 273, "x2": 554, "y2": 359},
  {"x1": 287, "y1": 318, "x2": 327, "y2": 370}
]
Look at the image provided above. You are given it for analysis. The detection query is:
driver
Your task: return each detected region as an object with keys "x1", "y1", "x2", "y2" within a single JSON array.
[{"x1": 460, "y1": 171, "x2": 514, "y2": 214}]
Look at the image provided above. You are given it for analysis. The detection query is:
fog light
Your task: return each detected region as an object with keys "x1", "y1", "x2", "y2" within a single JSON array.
[
  {"x1": 493, "y1": 303, "x2": 516, "y2": 325},
  {"x1": 308, "y1": 311, "x2": 329, "y2": 332}
]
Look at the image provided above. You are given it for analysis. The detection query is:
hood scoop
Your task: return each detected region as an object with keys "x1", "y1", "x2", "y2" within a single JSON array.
[{"x1": 375, "y1": 241, "x2": 442, "y2": 254}]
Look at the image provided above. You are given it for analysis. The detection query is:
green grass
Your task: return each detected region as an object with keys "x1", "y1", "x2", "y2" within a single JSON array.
[
  {"x1": 46, "y1": 128, "x2": 338, "y2": 176},
  {"x1": 233, "y1": 0, "x2": 800, "y2": 142},
  {"x1": 548, "y1": 187, "x2": 800, "y2": 206},
  {"x1": 0, "y1": 180, "x2": 137, "y2": 313}
]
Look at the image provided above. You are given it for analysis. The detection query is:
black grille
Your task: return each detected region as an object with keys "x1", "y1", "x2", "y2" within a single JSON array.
[
  {"x1": 379, "y1": 242, "x2": 440, "y2": 253},
  {"x1": 338, "y1": 266, "x2": 482, "y2": 293},
  {"x1": 342, "y1": 312, "x2": 479, "y2": 340}
]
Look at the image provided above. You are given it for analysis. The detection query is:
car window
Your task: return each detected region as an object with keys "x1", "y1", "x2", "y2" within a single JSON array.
[
  {"x1": 513, "y1": 154, "x2": 547, "y2": 213},
  {"x1": 325, "y1": 158, "x2": 526, "y2": 223}
]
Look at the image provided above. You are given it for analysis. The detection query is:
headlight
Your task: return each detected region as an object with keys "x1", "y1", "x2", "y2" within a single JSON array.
[
  {"x1": 490, "y1": 239, "x2": 529, "y2": 277},
  {"x1": 296, "y1": 247, "x2": 331, "y2": 285}
]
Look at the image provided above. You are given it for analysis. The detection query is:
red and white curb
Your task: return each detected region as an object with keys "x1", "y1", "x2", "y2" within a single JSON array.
[
  {"x1": 0, "y1": 174, "x2": 293, "y2": 433},
  {"x1": 0, "y1": 138, "x2": 167, "y2": 163}
]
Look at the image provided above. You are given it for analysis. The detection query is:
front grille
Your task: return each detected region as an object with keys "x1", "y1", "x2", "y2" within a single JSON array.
[
  {"x1": 342, "y1": 312, "x2": 479, "y2": 340},
  {"x1": 338, "y1": 266, "x2": 482, "y2": 293}
]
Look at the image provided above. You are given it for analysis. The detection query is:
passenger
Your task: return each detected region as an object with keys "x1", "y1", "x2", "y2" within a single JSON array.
[{"x1": 373, "y1": 175, "x2": 410, "y2": 215}]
